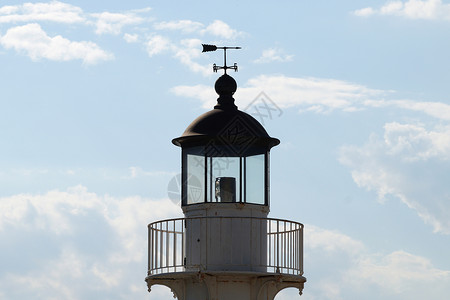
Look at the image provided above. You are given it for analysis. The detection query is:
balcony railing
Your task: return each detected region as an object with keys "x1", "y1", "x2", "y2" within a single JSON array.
[{"x1": 147, "y1": 216, "x2": 303, "y2": 276}]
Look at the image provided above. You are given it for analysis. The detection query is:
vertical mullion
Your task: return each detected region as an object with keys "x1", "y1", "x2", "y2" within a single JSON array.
[
  {"x1": 209, "y1": 156, "x2": 213, "y2": 202},
  {"x1": 204, "y1": 155, "x2": 208, "y2": 203},
  {"x1": 182, "y1": 150, "x2": 185, "y2": 206},
  {"x1": 240, "y1": 157, "x2": 244, "y2": 203},
  {"x1": 265, "y1": 152, "x2": 269, "y2": 206},
  {"x1": 243, "y1": 157, "x2": 246, "y2": 203}
]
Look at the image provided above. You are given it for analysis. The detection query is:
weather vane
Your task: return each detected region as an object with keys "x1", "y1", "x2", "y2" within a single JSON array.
[{"x1": 202, "y1": 44, "x2": 241, "y2": 74}]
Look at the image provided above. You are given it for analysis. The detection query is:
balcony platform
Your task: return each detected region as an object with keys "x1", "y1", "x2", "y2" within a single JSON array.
[{"x1": 146, "y1": 270, "x2": 306, "y2": 300}]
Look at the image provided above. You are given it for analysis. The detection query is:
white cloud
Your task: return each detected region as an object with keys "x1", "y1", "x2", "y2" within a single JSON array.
[
  {"x1": 90, "y1": 11, "x2": 147, "y2": 35},
  {"x1": 126, "y1": 166, "x2": 174, "y2": 180},
  {"x1": 0, "y1": 186, "x2": 181, "y2": 299},
  {"x1": 145, "y1": 35, "x2": 211, "y2": 75},
  {"x1": 353, "y1": 7, "x2": 376, "y2": 17},
  {"x1": 339, "y1": 122, "x2": 450, "y2": 234},
  {"x1": 146, "y1": 19, "x2": 243, "y2": 74},
  {"x1": 349, "y1": 251, "x2": 450, "y2": 296},
  {"x1": 304, "y1": 225, "x2": 450, "y2": 299},
  {"x1": 305, "y1": 225, "x2": 365, "y2": 256},
  {"x1": 0, "y1": 5, "x2": 19, "y2": 15},
  {"x1": 154, "y1": 20, "x2": 204, "y2": 33},
  {"x1": 0, "y1": 2, "x2": 151, "y2": 32},
  {"x1": 172, "y1": 74, "x2": 384, "y2": 111},
  {"x1": 201, "y1": 19, "x2": 239, "y2": 39},
  {"x1": 172, "y1": 83, "x2": 215, "y2": 105},
  {"x1": 253, "y1": 48, "x2": 294, "y2": 64},
  {"x1": 380, "y1": 1, "x2": 408, "y2": 15},
  {"x1": 0, "y1": 4, "x2": 244, "y2": 70},
  {"x1": 153, "y1": 19, "x2": 242, "y2": 39},
  {"x1": 172, "y1": 74, "x2": 450, "y2": 121},
  {"x1": 146, "y1": 34, "x2": 172, "y2": 57},
  {"x1": 353, "y1": 0, "x2": 450, "y2": 20},
  {"x1": 123, "y1": 32, "x2": 138, "y2": 43},
  {"x1": 0, "y1": 186, "x2": 448, "y2": 299},
  {"x1": 0, "y1": 185, "x2": 100, "y2": 234},
  {"x1": 389, "y1": 99, "x2": 450, "y2": 121},
  {"x1": 0, "y1": 1, "x2": 85, "y2": 24},
  {"x1": 383, "y1": 122, "x2": 450, "y2": 160},
  {"x1": 0, "y1": 23, "x2": 114, "y2": 64},
  {"x1": 174, "y1": 38, "x2": 211, "y2": 75},
  {"x1": 0, "y1": 3, "x2": 154, "y2": 64},
  {"x1": 360, "y1": 98, "x2": 450, "y2": 120}
]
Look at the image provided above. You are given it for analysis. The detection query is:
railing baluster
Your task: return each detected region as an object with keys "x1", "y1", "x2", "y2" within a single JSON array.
[
  {"x1": 283, "y1": 221, "x2": 286, "y2": 273},
  {"x1": 165, "y1": 221, "x2": 169, "y2": 271},
  {"x1": 260, "y1": 219, "x2": 264, "y2": 269},
  {"x1": 276, "y1": 220, "x2": 280, "y2": 273},
  {"x1": 301, "y1": 224, "x2": 304, "y2": 275},
  {"x1": 159, "y1": 223, "x2": 163, "y2": 271},
  {"x1": 296, "y1": 224, "x2": 299, "y2": 274},
  {"x1": 294, "y1": 224, "x2": 297, "y2": 273},
  {"x1": 147, "y1": 225, "x2": 153, "y2": 274},
  {"x1": 173, "y1": 219, "x2": 177, "y2": 272},
  {"x1": 294, "y1": 225, "x2": 297, "y2": 273},
  {"x1": 297, "y1": 224, "x2": 300, "y2": 274},
  {"x1": 182, "y1": 219, "x2": 185, "y2": 269},
  {"x1": 268, "y1": 219, "x2": 272, "y2": 270},
  {"x1": 156, "y1": 223, "x2": 159, "y2": 272},
  {"x1": 290, "y1": 222, "x2": 293, "y2": 273}
]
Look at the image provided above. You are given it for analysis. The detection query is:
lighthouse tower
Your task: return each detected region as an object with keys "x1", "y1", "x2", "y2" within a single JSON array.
[{"x1": 145, "y1": 45, "x2": 306, "y2": 300}]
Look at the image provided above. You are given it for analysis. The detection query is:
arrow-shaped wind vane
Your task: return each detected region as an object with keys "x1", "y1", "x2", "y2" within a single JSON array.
[{"x1": 202, "y1": 44, "x2": 241, "y2": 73}]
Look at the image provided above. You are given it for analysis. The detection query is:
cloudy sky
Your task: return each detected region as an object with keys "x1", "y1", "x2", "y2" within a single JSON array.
[{"x1": 1, "y1": 0, "x2": 449, "y2": 299}]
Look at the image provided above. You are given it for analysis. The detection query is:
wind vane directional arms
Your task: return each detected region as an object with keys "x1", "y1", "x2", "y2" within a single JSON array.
[{"x1": 202, "y1": 44, "x2": 241, "y2": 74}]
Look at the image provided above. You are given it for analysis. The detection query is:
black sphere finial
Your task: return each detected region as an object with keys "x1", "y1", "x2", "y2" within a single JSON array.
[
  {"x1": 214, "y1": 74, "x2": 237, "y2": 109},
  {"x1": 215, "y1": 74, "x2": 237, "y2": 96}
]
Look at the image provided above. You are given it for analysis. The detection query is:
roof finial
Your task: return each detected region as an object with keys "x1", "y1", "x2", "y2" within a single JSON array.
[{"x1": 202, "y1": 44, "x2": 241, "y2": 74}]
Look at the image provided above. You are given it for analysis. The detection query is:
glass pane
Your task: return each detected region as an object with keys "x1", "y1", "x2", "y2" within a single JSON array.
[
  {"x1": 207, "y1": 156, "x2": 240, "y2": 202},
  {"x1": 186, "y1": 154, "x2": 204, "y2": 204},
  {"x1": 245, "y1": 154, "x2": 265, "y2": 204}
]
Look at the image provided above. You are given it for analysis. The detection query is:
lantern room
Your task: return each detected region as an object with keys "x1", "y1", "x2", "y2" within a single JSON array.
[{"x1": 172, "y1": 73, "x2": 280, "y2": 208}]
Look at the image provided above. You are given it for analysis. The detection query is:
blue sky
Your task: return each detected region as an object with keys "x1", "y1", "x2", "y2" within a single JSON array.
[{"x1": 1, "y1": 1, "x2": 450, "y2": 299}]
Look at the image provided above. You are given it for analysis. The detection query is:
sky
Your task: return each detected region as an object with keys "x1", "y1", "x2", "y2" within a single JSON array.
[{"x1": 0, "y1": 0, "x2": 450, "y2": 299}]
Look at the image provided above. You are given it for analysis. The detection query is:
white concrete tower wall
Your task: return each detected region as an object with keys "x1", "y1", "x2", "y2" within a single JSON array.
[{"x1": 184, "y1": 203, "x2": 268, "y2": 273}]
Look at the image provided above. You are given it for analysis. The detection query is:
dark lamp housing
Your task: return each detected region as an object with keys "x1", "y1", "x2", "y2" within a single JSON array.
[{"x1": 215, "y1": 177, "x2": 236, "y2": 202}]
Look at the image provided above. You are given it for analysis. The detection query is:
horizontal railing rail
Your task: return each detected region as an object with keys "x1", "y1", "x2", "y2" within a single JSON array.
[{"x1": 147, "y1": 216, "x2": 303, "y2": 276}]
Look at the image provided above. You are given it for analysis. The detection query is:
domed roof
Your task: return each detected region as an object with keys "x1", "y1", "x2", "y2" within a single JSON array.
[{"x1": 172, "y1": 74, "x2": 280, "y2": 152}]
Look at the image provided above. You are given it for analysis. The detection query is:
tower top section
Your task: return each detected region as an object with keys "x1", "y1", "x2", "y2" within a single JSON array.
[{"x1": 172, "y1": 44, "x2": 279, "y2": 150}]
